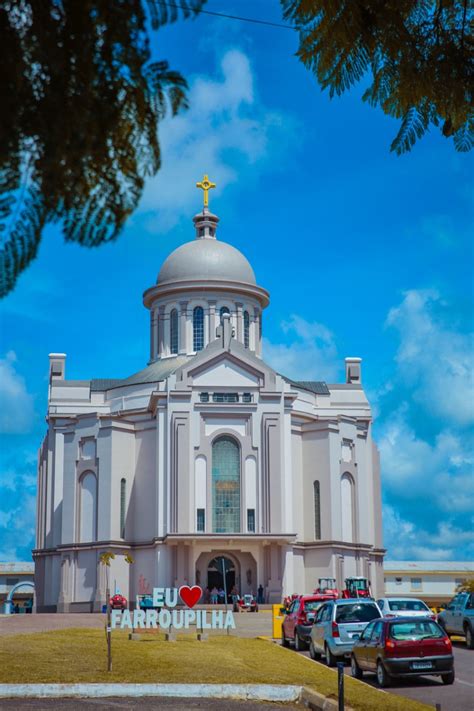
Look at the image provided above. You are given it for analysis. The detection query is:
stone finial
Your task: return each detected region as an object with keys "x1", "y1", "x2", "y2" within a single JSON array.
[
  {"x1": 345, "y1": 357, "x2": 362, "y2": 384},
  {"x1": 49, "y1": 353, "x2": 66, "y2": 381}
]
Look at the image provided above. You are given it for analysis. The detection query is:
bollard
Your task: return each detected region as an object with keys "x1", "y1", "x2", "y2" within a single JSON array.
[
  {"x1": 337, "y1": 661, "x2": 344, "y2": 711},
  {"x1": 435, "y1": 705, "x2": 441, "y2": 711}
]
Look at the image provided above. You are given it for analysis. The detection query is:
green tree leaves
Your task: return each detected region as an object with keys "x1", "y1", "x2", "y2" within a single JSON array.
[
  {"x1": 0, "y1": 0, "x2": 204, "y2": 297},
  {"x1": 282, "y1": 0, "x2": 473, "y2": 155}
]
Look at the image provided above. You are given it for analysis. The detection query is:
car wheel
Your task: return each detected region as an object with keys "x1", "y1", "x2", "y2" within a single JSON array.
[
  {"x1": 309, "y1": 641, "x2": 320, "y2": 660},
  {"x1": 295, "y1": 631, "x2": 307, "y2": 651},
  {"x1": 281, "y1": 627, "x2": 289, "y2": 648},
  {"x1": 325, "y1": 644, "x2": 337, "y2": 668},
  {"x1": 351, "y1": 655, "x2": 363, "y2": 679},
  {"x1": 465, "y1": 624, "x2": 474, "y2": 649},
  {"x1": 442, "y1": 670, "x2": 455, "y2": 685},
  {"x1": 376, "y1": 661, "x2": 391, "y2": 688}
]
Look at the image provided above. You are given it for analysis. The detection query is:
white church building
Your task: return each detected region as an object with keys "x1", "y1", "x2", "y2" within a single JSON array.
[{"x1": 34, "y1": 178, "x2": 385, "y2": 612}]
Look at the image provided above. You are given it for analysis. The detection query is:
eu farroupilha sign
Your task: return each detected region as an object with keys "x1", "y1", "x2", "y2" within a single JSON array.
[{"x1": 111, "y1": 586, "x2": 236, "y2": 631}]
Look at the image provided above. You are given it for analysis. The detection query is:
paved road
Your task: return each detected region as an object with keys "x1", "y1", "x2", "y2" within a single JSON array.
[
  {"x1": 0, "y1": 699, "x2": 298, "y2": 710},
  {"x1": 293, "y1": 640, "x2": 474, "y2": 711}
]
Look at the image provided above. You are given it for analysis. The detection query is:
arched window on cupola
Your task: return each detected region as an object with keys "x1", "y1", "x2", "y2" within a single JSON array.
[
  {"x1": 219, "y1": 306, "x2": 230, "y2": 323},
  {"x1": 243, "y1": 310, "x2": 250, "y2": 348},
  {"x1": 170, "y1": 308, "x2": 179, "y2": 354},
  {"x1": 193, "y1": 306, "x2": 204, "y2": 351}
]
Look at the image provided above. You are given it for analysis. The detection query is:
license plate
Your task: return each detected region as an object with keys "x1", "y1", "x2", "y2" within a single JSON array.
[{"x1": 412, "y1": 661, "x2": 433, "y2": 670}]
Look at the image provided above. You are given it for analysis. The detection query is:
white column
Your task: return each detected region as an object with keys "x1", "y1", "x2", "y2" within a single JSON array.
[
  {"x1": 236, "y1": 302, "x2": 243, "y2": 343},
  {"x1": 158, "y1": 306, "x2": 165, "y2": 356},
  {"x1": 209, "y1": 300, "x2": 216, "y2": 343},
  {"x1": 254, "y1": 307, "x2": 262, "y2": 357},
  {"x1": 179, "y1": 301, "x2": 188, "y2": 354},
  {"x1": 157, "y1": 404, "x2": 167, "y2": 537}
]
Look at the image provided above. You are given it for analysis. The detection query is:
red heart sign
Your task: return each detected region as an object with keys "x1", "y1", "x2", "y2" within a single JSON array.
[{"x1": 179, "y1": 585, "x2": 202, "y2": 608}]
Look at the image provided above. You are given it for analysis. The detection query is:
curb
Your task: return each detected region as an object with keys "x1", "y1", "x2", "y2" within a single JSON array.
[
  {"x1": 300, "y1": 686, "x2": 353, "y2": 711},
  {"x1": 0, "y1": 683, "x2": 302, "y2": 702}
]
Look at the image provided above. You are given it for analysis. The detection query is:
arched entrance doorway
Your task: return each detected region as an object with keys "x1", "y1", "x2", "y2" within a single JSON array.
[
  {"x1": 207, "y1": 556, "x2": 236, "y2": 598},
  {"x1": 3, "y1": 581, "x2": 35, "y2": 614}
]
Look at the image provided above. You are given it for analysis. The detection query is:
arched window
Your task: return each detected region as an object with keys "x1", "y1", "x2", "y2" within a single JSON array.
[
  {"x1": 193, "y1": 306, "x2": 204, "y2": 351},
  {"x1": 313, "y1": 480, "x2": 321, "y2": 540},
  {"x1": 212, "y1": 436, "x2": 240, "y2": 533},
  {"x1": 220, "y1": 306, "x2": 230, "y2": 323},
  {"x1": 120, "y1": 478, "x2": 126, "y2": 538},
  {"x1": 79, "y1": 472, "x2": 97, "y2": 542},
  {"x1": 170, "y1": 308, "x2": 179, "y2": 354},
  {"x1": 243, "y1": 310, "x2": 250, "y2": 348},
  {"x1": 341, "y1": 473, "x2": 355, "y2": 542}
]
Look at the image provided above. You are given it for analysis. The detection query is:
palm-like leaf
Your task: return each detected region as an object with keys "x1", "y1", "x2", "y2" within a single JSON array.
[{"x1": 0, "y1": 0, "x2": 206, "y2": 297}]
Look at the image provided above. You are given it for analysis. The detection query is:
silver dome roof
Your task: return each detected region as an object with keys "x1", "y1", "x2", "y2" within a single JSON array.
[{"x1": 157, "y1": 238, "x2": 256, "y2": 285}]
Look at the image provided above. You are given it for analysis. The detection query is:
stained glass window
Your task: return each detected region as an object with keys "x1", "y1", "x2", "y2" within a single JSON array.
[
  {"x1": 244, "y1": 310, "x2": 250, "y2": 348},
  {"x1": 193, "y1": 306, "x2": 204, "y2": 351},
  {"x1": 212, "y1": 436, "x2": 240, "y2": 533},
  {"x1": 120, "y1": 478, "x2": 126, "y2": 538},
  {"x1": 314, "y1": 480, "x2": 321, "y2": 540},
  {"x1": 170, "y1": 308, "x2": 178, "y2": 354},
  {"x1": 197, "y1": 508, "x2": 205, "y2": 532},
  {"x1": 247, "y1": 508, "x2": 255, "y2": 532}
]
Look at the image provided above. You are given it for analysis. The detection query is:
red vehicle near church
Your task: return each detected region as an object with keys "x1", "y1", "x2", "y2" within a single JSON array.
[
  {"x1": 281, "y1": 594, "x2": 326, "y2": 651},
  {"x1": 342, "y1": 577, "x2": 372, "y2": 599}
]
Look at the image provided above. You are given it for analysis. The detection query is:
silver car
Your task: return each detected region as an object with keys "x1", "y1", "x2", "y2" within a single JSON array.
[{"x1": 310, "y1": 598, "x2": 382, "y2": 666}]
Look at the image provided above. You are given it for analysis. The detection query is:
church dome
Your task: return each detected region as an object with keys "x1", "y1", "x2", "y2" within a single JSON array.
[{"x1": 157, "y1": 238, "x2": 256, "y2": 286}]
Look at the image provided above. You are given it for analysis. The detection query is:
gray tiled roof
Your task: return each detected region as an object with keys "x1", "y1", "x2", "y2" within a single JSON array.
[
  {"x1": 284, "y1": 378, "x2": 330, "y2": 395},
  {"x1": 90, "y1": 379, "x2": 124, "y2": 391},
  {"x1": 90, "y1": 355, "x2": 195, "y2": 392}
]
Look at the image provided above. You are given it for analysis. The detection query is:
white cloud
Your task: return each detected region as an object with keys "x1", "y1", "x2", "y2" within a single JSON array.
[
  {"x1": 386, "y1": 289, "x2": 474, "y2": 425},
  {"x1": 378, "y1": 405, "x2": 473, "y2": 508},
  {"x1": 138, "y1": 49, "x2": 293, "y2": 230},
  {"x1": 0, "y1": 351, "x2": 35, "y2": 434},
  {"x1": 383, "y1": 504, "x2": 474, "y2": 561},
  {"x1": 263, "y1": 314, "x2": 340, "y2": 381},
  {"x1": 377, "y1": 289, "x2": 474, "y2": 560},
  {"x1": 0, "y1": 447, "x2": 37, "y2": 560}
]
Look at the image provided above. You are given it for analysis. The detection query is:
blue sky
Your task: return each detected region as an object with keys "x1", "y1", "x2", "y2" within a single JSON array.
[{"x1": 1, "y1": 1, "x2": 473, "y2": 563}]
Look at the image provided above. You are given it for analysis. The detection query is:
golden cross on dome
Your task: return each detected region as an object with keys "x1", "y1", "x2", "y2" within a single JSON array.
[{"x1": 196, "y1": 174, "x2": 216, "y2": 208}]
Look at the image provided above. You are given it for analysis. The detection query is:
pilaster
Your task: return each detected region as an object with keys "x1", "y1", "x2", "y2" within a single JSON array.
[{"x1": 179, "y1": 301, "x2": 188, "y2": 354}]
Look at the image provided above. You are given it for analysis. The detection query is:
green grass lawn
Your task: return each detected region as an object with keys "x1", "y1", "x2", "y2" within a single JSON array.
[{"x1": 0, "y1": 629, "x2": 431, "y2": 711}]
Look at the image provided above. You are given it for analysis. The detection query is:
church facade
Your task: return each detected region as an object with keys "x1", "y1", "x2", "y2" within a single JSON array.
[{"x1": 34, "y1": 181, "x2": 385, "y2": 612}]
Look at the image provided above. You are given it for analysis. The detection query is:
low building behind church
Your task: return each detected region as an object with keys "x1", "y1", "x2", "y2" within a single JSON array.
[{"x1": 34, "y1": 188, "x2": 385, "y2": 612}]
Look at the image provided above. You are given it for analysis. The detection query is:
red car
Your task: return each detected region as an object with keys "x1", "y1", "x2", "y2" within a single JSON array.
[
  {"x1": 281, "y1": 595, "x2": 324, "y2": 651},
  {"x1": 238, "y1": 594, "x2": 258, "y2": 612},
  {"x1": 109, "y1": 593, "x2": 127, "y2": 610},
  {"x1": 351, "y1": 617, "x2": 454, "y2": 687}
]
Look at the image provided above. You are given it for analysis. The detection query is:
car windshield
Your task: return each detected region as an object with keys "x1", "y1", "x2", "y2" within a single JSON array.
[
  {"x1": 388, "y1": 600, "x2": 429, "y2": 612},
  {"x1": 336, "y1": 603, "x2": 381, "y2": 623},
  {"x1": 390, "y1": 620, "x2": 444, "y2": 640},
  {"x1": 305, "y1": 600, "x2": 323, "y2": 612}
]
